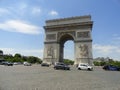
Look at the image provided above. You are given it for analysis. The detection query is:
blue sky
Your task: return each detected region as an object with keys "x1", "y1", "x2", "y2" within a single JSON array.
[{"x1": 0, "y1": 0, "x2": 120, "y2": 60}]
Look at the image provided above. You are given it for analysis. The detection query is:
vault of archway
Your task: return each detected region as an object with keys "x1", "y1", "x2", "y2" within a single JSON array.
[{"x1": 59, "y1": 34, "x2": 74, "y2": 46}]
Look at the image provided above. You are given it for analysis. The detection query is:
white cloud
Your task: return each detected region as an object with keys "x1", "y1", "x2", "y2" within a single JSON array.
[
  {"x1": 0, "y1": 48, "x2": 14, "y2": 54},
  {"x1": 93, "y1": 44, "x2": 120, "y2": 60},
  {"x1": 93, "y1": 44, "x2": 117, "y2": 54},
  {"x1": 0, "y1": 20, "x2": 43, "y2": 35},
  {"x1": 49, "y1": 10, "x2": 58, "y2": 16},
  {"x1": 32, "y1": 7, "x2": 41, "y2": 15},
  {"x1": 17, "y1": 49, "x2": 43, "y2": 58}
]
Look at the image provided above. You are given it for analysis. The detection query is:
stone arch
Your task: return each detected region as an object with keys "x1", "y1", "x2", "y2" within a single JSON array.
[
  {"x1": 58, "y1": 33, "x2": 74, "y2": 62},
  {"x1": 58, "y1": 32, "x2": 75, "y2": 41},
  {"x1": 59, "y1": 33, "x2": 74, "y2": 44},
  {"x1": 43, "y1": 15, "x2": 93, "y2": 65}
]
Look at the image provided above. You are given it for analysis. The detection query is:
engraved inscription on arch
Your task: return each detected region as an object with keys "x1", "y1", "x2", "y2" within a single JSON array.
[
  {"x1": 46, "y1": 34, "x2": 56, "y2": 40},
  {"x1": 77, "y1": 31, "x2": 90, "y2": 38}
]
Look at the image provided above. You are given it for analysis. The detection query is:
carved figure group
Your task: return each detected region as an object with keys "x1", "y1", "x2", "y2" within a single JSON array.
[{"x1": 79, "y1": 44, "x2": 88, "y2": 57}]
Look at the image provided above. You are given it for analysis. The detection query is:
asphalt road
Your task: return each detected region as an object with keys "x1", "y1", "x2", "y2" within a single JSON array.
[{"x1": 0, "y1": 65, "x2": 120, "y2": 90}]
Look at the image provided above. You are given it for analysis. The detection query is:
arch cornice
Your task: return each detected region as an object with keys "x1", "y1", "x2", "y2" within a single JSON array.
[{"x1": 44, "y1": 21, "x2": 93, "y2": 32}]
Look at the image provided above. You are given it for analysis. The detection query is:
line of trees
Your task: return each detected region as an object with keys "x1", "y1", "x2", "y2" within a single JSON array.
[
  {"x1": 93, "y1": 58, "x2": 120, "y2": 67},
  {"x1": 0, "y1": 54, "x2": 74, "y2": 65},
  {"x1": 0, "y1": 53, "x2": 42, "y2": 64},
  {"x1": 63, "y1": 59, "x2": 74, "y2": 65},
  {"x1": 1, "y1": 51, "x2": 120, "y2": 66}
]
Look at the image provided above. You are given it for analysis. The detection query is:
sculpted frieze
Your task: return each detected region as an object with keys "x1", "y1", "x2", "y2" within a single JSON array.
[
  {"x1": 47, "y1": 46, "x2": 54, "y2": 57},
  {"x1": 46, "y1": 34, "x2": 56, "y2": 40},
  {"x1": 77, "y1": 31, "x2": 90, "y2": 38},
  {"x1": 79, "y1": 44, "x2": 88, "y2": 58}
]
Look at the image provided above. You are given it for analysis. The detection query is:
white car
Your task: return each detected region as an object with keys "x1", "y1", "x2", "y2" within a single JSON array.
[
  {"x1": 23, "y1": 62, "x2": 31, "y2": 66},
  {"x1": 78, "y1": 63, "x2": 93, "y2": 71}
]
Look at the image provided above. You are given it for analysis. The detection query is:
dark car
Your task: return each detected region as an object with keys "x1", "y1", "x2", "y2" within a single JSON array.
[
  {"x1": 54, "y1": 63, "x2": 70, "y2": 70},
  {"x1": 0, "y1": 59, "x2": 5, "y2": 65},
  {"x1": 2, "y1": 62, "x2": 13, "y2": 66},
  {"x1": 41, "y1": 63, "x2": 49, "y2": 67},
  {"x1": 103, "y1": 65, "x2": 120, "y2": 71}
]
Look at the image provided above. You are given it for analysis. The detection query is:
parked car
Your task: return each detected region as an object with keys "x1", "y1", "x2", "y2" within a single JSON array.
[
  {"x1": 77, "y1": 63, "x2": 93, "y2": 71},
  {"x1": 54, "y1": 62, "x2": 70, "y2": 70},
  {"x1": 23, "y1": 62, "x2": 31, "y2": 66},
  {"x1": 0, "y1": 59, "x2": 5, "y2": 65},
  {"x1": 41, "y1": 63, "x2": 50, "y2": 67},
  {"x1": 2, "y1": 61, "x2": 13, "y2": 66},
  {"x1": 13, "y1": 62, "x2": 22, "y2": 65},
  {"x1": 103, "y1": 65, "x2": 120, "y2": 71}
]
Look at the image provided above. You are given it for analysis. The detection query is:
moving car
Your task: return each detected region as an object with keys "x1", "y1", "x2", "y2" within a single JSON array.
[
  {"x1": 103, "y1": 65, "x2": 120, "y2": 71},
  {"x1": 41, "y1": 63, "x2": 50, "y2": 67},
  {"x1": 23, "y1": 62, "x2": 31, "y2": 66},
  {"x1": 13, "y1": 62, "x2": 22, "y2": 65},
  {"x1": 0, "y1": 59, "x2": 5, "y2": 65},
  {"x1": 77, "y1": 63, "x2": 93, "y2": 71},
  {"x1": 2, "y1": 61, "x2": 13, "y2": 66},
  {"x1": 54, "y1": 62, "x2": 70, "y2": 70}
]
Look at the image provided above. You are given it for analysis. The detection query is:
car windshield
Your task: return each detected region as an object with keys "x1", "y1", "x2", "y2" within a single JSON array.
[
  {"x1": 80, "y1": 64, "x2": 88, "y2": 66},
  {"x1": 57, "y1": 63, "x2": 65, "y2": 65}
]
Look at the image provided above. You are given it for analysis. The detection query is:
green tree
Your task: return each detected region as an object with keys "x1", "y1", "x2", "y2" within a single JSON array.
[
  {"x1": 27, "y1": 56, "x2": 42, "y2": 64},
  {"x1": 93, "y1": 61, "x2": 100, "y2": 66},
  {"x1": 13, "y1": 53, "x2": 22, "y2": 62},
  {"x1": 64, "y1": 59, "x2": 74, "y2": 65},
  {"x1": 3, "y1": 54, "x2": 14, "y2": 62},
  {"x1": 14, "y1": 53, "x2": 21, "y2": 58}
]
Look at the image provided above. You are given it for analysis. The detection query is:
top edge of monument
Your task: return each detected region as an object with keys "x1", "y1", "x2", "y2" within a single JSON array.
[{"x1": 45, "y1": 15, "x2": 92, "y2": 26}]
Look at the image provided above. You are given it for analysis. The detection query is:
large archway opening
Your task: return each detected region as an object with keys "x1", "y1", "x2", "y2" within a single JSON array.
[
  {"x1": 59, "y1": 34, "x2": 74, "y2": 62},
  {"x1": 64, "y1": 40, "x2": 74, "y2": 61}
]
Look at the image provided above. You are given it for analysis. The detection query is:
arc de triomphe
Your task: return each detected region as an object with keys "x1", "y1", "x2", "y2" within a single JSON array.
[{"x1": 43, "y1": 15, "x2": 93, "y2": 65}]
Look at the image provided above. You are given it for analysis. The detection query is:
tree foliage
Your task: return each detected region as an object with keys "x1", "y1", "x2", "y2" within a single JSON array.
[
  {"x1": 63, "y1": 59, "x2": 74, "y2": 65},
  {"x1": 93, "y1": 60, "x2": 120, "y2": 67},
  {"x1": 1, "y1": 53, "x2": 42, "y2": 64}
]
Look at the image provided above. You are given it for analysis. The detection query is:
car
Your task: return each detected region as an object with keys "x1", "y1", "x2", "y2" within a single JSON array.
[
  {"x1": 103, "y1": 65, "x2": 120, "y2": 71},
  {"x1": 77, "y1": 63, "x2": 93, "y2": 71},
  {"x1": 13, "y1": 62, "x2": 22, "y2": 65},
  {"x1": 23, "y1": 62, "x2": 31, "y2": 66},
  {"x1": 54, "y1": 62, "x2": 70, "y2": 70},
  {"x1": 0, "y1": 59, "x2": 5, "y2": 65},
  {"x1": 2, "y1": 61, "x2": 13, "y2": 66},
  {"x1": 41, "y1": 63, "x2": 50, "y2": 67}
]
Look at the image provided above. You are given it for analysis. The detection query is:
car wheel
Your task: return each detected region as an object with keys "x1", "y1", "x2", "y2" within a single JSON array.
[
  {"x1": 78, "y1": 68, "x2": 81, "y2": 70},
  {"x1": 64, "y1": 68, "x2": 66, "y2": 70},
  {"x1": 88, "y1": 68, "x2": 91, "y2": 71},
  {"x1": 117, "y1": 68, "x2": 120, "y2": 71},
  {"x1": 68, "y1": 68, "x2": 70, "y2": 70}
]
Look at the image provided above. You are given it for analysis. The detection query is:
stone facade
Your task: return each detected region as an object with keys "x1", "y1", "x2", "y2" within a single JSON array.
[{"x1": 43, "y1": 15, "x2": 93, "y2": 65}]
